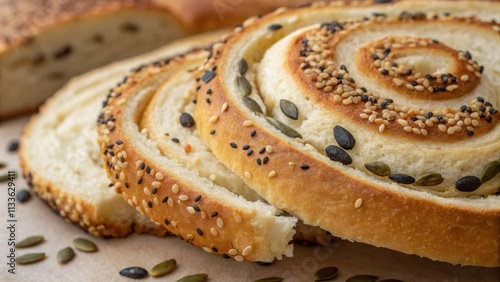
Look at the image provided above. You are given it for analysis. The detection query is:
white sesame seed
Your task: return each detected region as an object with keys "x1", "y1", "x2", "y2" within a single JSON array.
[
  {"x1": 187, "y1": 207, "x2": 196, "y2": 214},
  {"x1": 152, "y1": 181, "x2": 161, "y2": 188},
  {"x1": 143, "y1": 188, "x2": 150, "y2": 196},
  {"x1": 154, "y1": 197, "x2": 159, "y2": 205},
  {"x1": 228, "y1": 249, "x2": 238, "y2": 256},
  {"x1": 115, "y1": 182, "x2": 122, "y2": 188},
  {"x1": 135, "y1": 206, "x2": 142, "y2": 213},
  {"x1": 132, "y1": 196, "x2": 138, "y2": 205},
  {"x1": 265, "y1": 145, "x2": 274, "y2": 153},
  {"x1": 209, "y1": 175, "x2": 216, "y2": 181},
  {"x1": 412, "y1": 127, "x2": 421, "y2": 135},
  {"x1": 415, "y1": 85, "x2": 424, "y2": 91},
  {"x1": 243, "y1": 120, "x2": 252, "y2": 127},
  {"x1": 201, "y1": 211, "x2": 206, "y2": 219},
  {"x1": 354, "y1": 198, "x2": 363, "y2": 208},
  {"x1": 155, "y1": 172, "x2": 164, "y2": 180},
  {"x1": 171, "y1": 221, "x2": 177, "y2": 227},
  {"x1": 234, "y1": 256, "x2": 244, "y2": 262},
  {"x1": 288, "y1": 162, "x2": 296, "y2": 168},
  {"x1": 221, "y1": 103, "x2": 229, "y2": 112},
  {"x1": 460, "y1": 75, "x2": 469, "y2": 82},
  {"x1": 208, "y1": 115, "x2": 219, "y2": 124},
  {"x1": 397, "y1": 119, "x2": 408, "y2": 126},
  {"x1": 144, "y1": 208, "x2": 150, "y2": 214},
  {"x1": 127, "y1": 199, "x2": 133, "y2": 206},
  {"x1": 135, "y1": 160, "x2": 142, "y2": 168},
  {"x1": 172, "y1": 184, "x2": 179, "y2": 194},
  {"x1": 378, "y1": 124, "x2": 385, "y2": 133},
  {"x1": 203, "y1": 247, "x2": 212, "y2": 253},
  {"x1": 142, "y1": 200, "x2": 148, "y2": 209},
  {"x1": 244, "y1": 171, "x2": 252, "y2": 178},
  {"x1": 403, "y1": 126, "x2": 412, "y2": 132},
  {"x1": 421, "y1": 129, "x2": 428, "y2": 136},
  {"x1": 360, "y1": 113, "x2": 369, "y2": 119},
  {"x1": 167, "y1": 198, "x2": 174, "y2": 207},
  {"x1": 210, "y1": 227, "x2": 218, "y2": 236},
  {"x1": 137, "y1": 170, "x2": 144, "y2": 177},
  {"x1": 242, "y1": 246, "x2": 253, "y2": 256},
  {"x1": 447, "y1": 127, "x2": 455, "y2": 135},
  {"x1": 438, "y1": 124, "x2": 447, "y2": 132},
  {"x1": 179, "y1": 195, "x2": 188, "y2": 201},
  {"x1": 217, "y1": 218, "x2": 224, "y2": 228},
  {"x1": 269, "y1": 171, "x2": 277, "y2": 178}
]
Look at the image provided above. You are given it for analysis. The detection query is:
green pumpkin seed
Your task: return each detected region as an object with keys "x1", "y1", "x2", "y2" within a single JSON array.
[
  {"x1": 346, "y1": 275, "x2": 378, "y2": 282},
  {"x1": 313, "y1": 266, "x2": 338, "y2": 281},
  {"x1": 480, "y1": 161, "x2": 500, "y2": 183},
  {"x1": 176, "y1": 273, "x2": 208, "y2": 282},
  {"x1": 266, "y1": 117, "x2": 302, "y2": 139},
  {"x1": 415, "y1": 172, "x2": 444, "y2": 186},
  {"x1": 254, "y1": 277, "x2": 283, "y2": 282},
  {"x1": 237, "y1": 76, "x2": 252, "y2": 96},
  {"x1": 16, "y1": 235, "x2": 44, "y2": 248},
  {"x1": 280, "y1": 99, "x2": 299, "y2": 120},
  {"x1": 73, "y1": 238, "x2": 97, "y2": 252},
  {"x1": 57, "y1": 247, "x2": 75, "y2": 264},
  {"x1": 0, "y1": 173, "x2": 8, "y2": 182},
  {"x1": 364, "y1": 161, "x2": 391, "y2": 176},
  {"x1": 243, "y1": 96, "x2": 263, "y2": 114},
  {"x1": 150, "y1": 259, "x2": 176, "y2": 277},
  {"x1": 17, "y1": 253, "x2": 45, "y2": 264},
  {"x1": 238, "y1": 59, "x2": 248, "y2": 75}
]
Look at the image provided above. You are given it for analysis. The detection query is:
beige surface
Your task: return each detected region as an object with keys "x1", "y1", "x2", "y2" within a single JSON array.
[{"x1": 0, "y1": 117, "x2": 499, "y2": 281}]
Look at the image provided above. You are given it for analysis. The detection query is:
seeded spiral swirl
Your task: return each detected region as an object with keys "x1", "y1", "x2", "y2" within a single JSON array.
[{"x1": 195, "y1": 1, "x2": 500, "y2": 266}]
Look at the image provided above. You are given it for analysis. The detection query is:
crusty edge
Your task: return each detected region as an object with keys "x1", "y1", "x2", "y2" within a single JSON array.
[
  {"x1": 19, "y1": 98, "x2": 167, "y2": 238},
  {"x1": 194, "y1": 4, "x2": 500, "y2": 267},
  {"x1": 97, "y1": 51, "x2": 296, "y2": 262}
]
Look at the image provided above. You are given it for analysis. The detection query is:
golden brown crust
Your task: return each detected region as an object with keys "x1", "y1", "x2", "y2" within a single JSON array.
[{"x1": 194, "y1": 2, "x2": 500, "y2": 267}]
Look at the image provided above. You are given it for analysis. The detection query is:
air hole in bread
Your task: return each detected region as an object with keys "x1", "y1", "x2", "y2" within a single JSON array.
[
  {"x1": 121, "y1": 22, "x2": 140, "y2": 33},
  {"x1": 47, "y1": 72, "x2": 65, "y2": 80},
  {"x1": 93, "y1": 34, "x2": 104, "y2": 44},
  {"x1": 32, "y1": 54, "x2": 45, "y2": 66},
  {"x1": 53, "y1": 45, "x2": 72, "y2": 60}
]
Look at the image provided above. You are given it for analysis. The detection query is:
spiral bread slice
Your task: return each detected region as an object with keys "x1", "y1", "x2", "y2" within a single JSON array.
[
  {"x1": 97, "y1": 49, "x2": 298, "y2": 262},
  {"x1": 19, "y1": 32, "x2": 223, "y2": 237},
  {"x1": 0, "y1": 0, "x2": 311, "y2": 120},
  {"x1": 194, "y1": 1, "x2": 500, "y2": 267}
]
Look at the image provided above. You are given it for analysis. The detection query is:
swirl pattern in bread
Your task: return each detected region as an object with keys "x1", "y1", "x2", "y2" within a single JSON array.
[{"x1": 194, "y1": 1, "x2": 500, "y2": 266}]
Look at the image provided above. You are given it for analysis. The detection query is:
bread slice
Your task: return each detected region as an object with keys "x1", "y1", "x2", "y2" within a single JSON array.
[
  {"x1": 97, "y1": 49, "x2": 299, "y2": 262},
  {"x1": 0, "y1": 0, "x2": 310, "y2": 120},
  {"x1": 194, "y1": 1, "x2": 500, "y2": 267},
  {"x1": 19, "y1": 32, "x2": 224, "y2": 237}
]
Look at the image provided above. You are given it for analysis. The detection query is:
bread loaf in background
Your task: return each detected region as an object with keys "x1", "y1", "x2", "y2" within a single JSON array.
[{"x1": 0, "y1": 0, "x2": 309, "y2": 120}]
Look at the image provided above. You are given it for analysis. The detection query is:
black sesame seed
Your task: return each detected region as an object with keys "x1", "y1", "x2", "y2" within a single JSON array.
[
  {"x1": 380, "y1": 69, "x2": 389, "y2": 75},
  {"x1": 147, "y1": 201, "x2": 152, "y2": 208},
  {"x1": 259, "y1": 147, "x2": 266, "y2": 154},
  {"x1": 201, "y1": 70, "x2": 216, "y2": 83},
  {"x1": 138, "y1": 178, "x2": 143, "y2": 185},
  {"x1": 180, "y1": 113, "x2": 195, "y2": 128},
  {"x1": 192, "y1": 99, "x2": 197, "y2": 104},
  {"x1": 333, "y1": 125, "x2": 356, "y2": 150},
  {"x1": 479, "y1": 66, "x2": 484, "y2": 73},
  {"x1": 465, "y1": 50, "x2": 472, "y2": 60},
  {"x1": 205, "y1": 98, "x2": 211, "y2": 104},
  {"x1": 193, "y1": 205, "x2": 200, "y2": 212},
  {"x1": 242, "y1": 145, "x2": 250, "y2": 150},
  {"x1": 212, "y1": 247, "x2": 218, "y2": 253},
  {"x1": 300, "y1": 165, "x2": 310, "y2": 170},
  {"x1": 460, "y1": 105, "x2": 467, "y2": 113},
  {"x1": 490, "y1": 109, "x2": 498, "y2": 115},
  {"x1": 115, "y1": 140, "x2": 124, "y2": 145},
  {"x1": 140, "y1": 162, "x2": 145, "y2": 170},
  {"x1": 230, "y1": 142, "x2": 237, "y2": 149},
  {"x1": 16, "y1": 189, "x2": 31, "y2": 203},
  {"x1": 405, "y1": 69, "x2": 413, "y2": 75},
  {"x1": 325, "y1": 145, "x2": 353, "y2": 165},
  {"x1": 361, "y1": 95, "x2": 369, "y2": 102},
  {"x1": 388, "y1": 174, "x2": 415, "y2": 184},
  {"x1": 257, "y1": 158, "x2": 262, "y2": 165},
  {"x1": 268, "y1": 24, "x2": 283, "y2": 30},
  {"x1": 425, "y1": 74, "x2": 433, "y2": 80},
  {"x1": 206, "y1": 89, "x2": 212, "y2": 94},
  {"x1": 479, "y1": 106, "x2": 486, "y2": 113},
  {"x1": 115, "y1": 173, "x2": 119, "y2": 180},
  {"x1": 222, "y1": 254, "x2": 230, "y2": 259},
  {"x1": 425, "y1": 112, "x2": 433, "y2": 119},
  {"x1": 247, "y1": 150, "x2": 254, "y2": 156},
  {"x1": 477, "y1": 97, "x2": 485, "y2": 103},
  {"x1": 152, "y1": 188, "x2": 158, "y2": 194},
  {"x1": 106, "y1": 144, "x2": 114, "y2": 149},
  {"x1": 371, "y1": 54, "x2": 379, "y2": 60},
  {"x1": 196, "y1": 228, "x2": 203, "y2": 236},
  {"x1": 466, "y1": 130, "x2": 474, "y2": 136},
  {"x1": 124, "y1": 182, "x2": 129, "y2": 188},
  {"x1": 263, "y1": 157, "x2": 269, "y2": 164},
  {"x1": 210, "y1": 130, "x2": 216, "y2": 135},
  {"x1": 146, "y1": 166, "x2": 151, "y2": 174},
  {"x1": 385, "y1": 98, "x2": 393, "y2": 103},
  {"x1": 410, "y1": 81, "x2": 418, "y2": 86},
  {"x1": 485, "y1": 102, "x2": 493, "y2": 107},
  {"x1": 455, "y1": 176, "x2": 482, "y2": 192},
  {"x1": 194, "y1": 195, "x2": 202, "y2": 202},
  {"x1": 109, "y1": 151, "x2": 115, "y2": 157},
  {"x1": 162, "y1": 197, "x2": 168, "y2": 203},
  {"x1": 250, "y1": 130, "x2": 256, "y2": 137},
  {"x1": 431, "y1": 39, "x2": 439, "y2": 44},
  {"x1": 450, "y1": 76, "x2": 457, "y2": 83},
  {"x1": 487, "y1": 116, "x2": 493, "y2": 123},
  {"x1": 172, "y1": 138, "x2": 180, "y2": 143},
  {"x1": 340, "y1": 65, "x2": 348, "y2": 71},
  {"x1": 381, "y1": 102, "x2": 388, "y2": 109},
  {"x1": 164, "y1": 219, "x2": 169, "y2": 225},
  {"x1": 8, "y1": 140, "x2": 19, "y2": 152},
  {"x1": 383, "y1": 48, "x2": 391, "y2": 55},
  {"x1": 211, "y1": 212, "x2": 218, "y2": 218}
]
